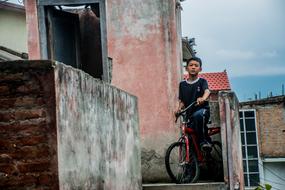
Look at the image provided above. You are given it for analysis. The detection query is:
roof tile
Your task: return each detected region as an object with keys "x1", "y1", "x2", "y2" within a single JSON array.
[{"x1": 184, "y1": 71, "x2": 231, "y2": 91}]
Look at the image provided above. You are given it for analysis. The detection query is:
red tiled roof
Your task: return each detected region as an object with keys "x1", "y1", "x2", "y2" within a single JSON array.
[{"x1": 184, "y1": 71, "x2": 231, "y2": 91}]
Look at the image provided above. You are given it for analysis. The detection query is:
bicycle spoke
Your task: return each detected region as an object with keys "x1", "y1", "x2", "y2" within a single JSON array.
[{"x1": 165, "y1": 141, "x2": 200, "y2": 183}]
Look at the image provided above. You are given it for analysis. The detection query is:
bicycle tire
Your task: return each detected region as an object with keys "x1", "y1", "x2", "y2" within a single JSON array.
[
  {"x1": 165, "y1": 141, "x2": 200, "y2": 183},
  {"x1": 206, "y1": 141, "x2": 224, "y2": 181}
]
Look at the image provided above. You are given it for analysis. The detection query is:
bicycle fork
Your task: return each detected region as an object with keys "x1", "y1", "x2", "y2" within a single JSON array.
[
  {"x1": 179, "y1": 134, "x2": 203, "y2": 164},
  {"x1": 178, "y1": 135, "x2": 190, "y2": 163}
]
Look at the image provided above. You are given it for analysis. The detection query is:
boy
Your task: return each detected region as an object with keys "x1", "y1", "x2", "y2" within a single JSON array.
[{"x1": 176, "y1": 57, "x2": 211, "y2": 150}]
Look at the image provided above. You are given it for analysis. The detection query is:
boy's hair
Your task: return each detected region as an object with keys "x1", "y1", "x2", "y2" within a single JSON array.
[{"x1": 186, "y1": 57, "x2": 202, "y2": 67}]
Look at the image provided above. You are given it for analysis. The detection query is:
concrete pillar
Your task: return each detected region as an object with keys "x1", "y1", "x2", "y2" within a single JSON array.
[
  {"x1": 25, "y1": 0, "x2": 41, "y2": 59},
  {"x1": 219, "y1": 91, "x2": 244, "y2": 190}
]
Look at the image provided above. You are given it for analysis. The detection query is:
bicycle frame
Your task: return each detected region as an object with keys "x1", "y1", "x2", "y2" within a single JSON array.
[
  {"x1": 166, "y1": 101, "x2": 223, "y2": 183},
  {"x1": 175, "y1": 101, "x2": 221, "y2": 164},
  {"x1": 178, "y1": 116, "x2": 221, "y2": 163}
]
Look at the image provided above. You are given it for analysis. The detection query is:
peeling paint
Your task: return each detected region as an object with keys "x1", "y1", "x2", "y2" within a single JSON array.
[{"x1": 54, "y1": 63, "x2": 141, "y2": 190}]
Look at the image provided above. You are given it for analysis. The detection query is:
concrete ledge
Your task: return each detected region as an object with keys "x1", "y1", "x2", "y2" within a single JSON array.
[
  {"x1": 143, "y1": 183, "x2": 227, "y2": 190},
  {"x1": 0, "y1": 60, "x2": 55, "y2": 71}
]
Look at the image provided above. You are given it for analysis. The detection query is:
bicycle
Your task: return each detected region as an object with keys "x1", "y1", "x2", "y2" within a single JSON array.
[{"x1": 165, "y1": 101, "x2": 223, "y2": 183}]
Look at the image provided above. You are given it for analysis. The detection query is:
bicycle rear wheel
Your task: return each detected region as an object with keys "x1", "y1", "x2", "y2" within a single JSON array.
[
  {"x1": 206, "y1": 141, "x2": 224, "y2": 181},
  {"x1": 165, "y1": 141, "x2": 199, "y2": 183}
]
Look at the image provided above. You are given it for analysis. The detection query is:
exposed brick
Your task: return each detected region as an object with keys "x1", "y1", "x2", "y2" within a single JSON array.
[
  {"x1": 0, "y1": 122, "x2": 47, "y2": 136},
  {"x1": 0, "y1": 85, "x2": 9, "y2": 94},
  {"x1": 17, "y1": 161, "x2": 50, "y2": 173},
  {"x1": 15, "y1": 97, "x2": 45, "y2": 107},
  {"x1": 0, "y1": 139, "x2": 14, "y2": 149},
  {"x1": 0, "y1": 61, "x2": 58, "y2": 190},
  {"x1": 18, "y1": 118, "x2": 47, "y2": 126},
  {"x1": 0, "y1": 145, "x2": 51, "y2": 160},
  {"x1": 241, "y1": 103, "x2": 285, "y2": 157},
  {"x1": 0, "y1": 73, "x2": 24, "y2": 82},
  {"x1": 0, "y1": 164, "x2": 18, "y2": 175},
  {"x1": 0, "y1": 98, "x2": 16, "y2": 109},
  {"x1": 15, "y1": 109, "x2": 46, "y2": 120},
  {"x1": 0, "y1": 174, "x2": 37, "y2": 188},
  {"x1": 16, "y1": 83, "x2": 40, "y2": 94},
  {"x1": 0, "y1": 112, "x2": 15, "y2": 122},
  {"x1": 0, "y1": 135, "x2": 48, "y2": 148},
  {"x1": 0, "y1": 154, "x2": 13, "y2": 163},
  {"x1": 17, "y1": 135, "x2": 48, "y2": 146},
  {"x1": 38, "y1": 173, "x2": 53, "y2": 185},
  {"x1": 0, "y1": 97, "x2": 45, "y2": 109}
]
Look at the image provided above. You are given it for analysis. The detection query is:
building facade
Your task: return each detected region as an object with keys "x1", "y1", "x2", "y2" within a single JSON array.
[
  {"x1": 0, "y1": 2, "x2": 28, "y2": 61},
  {"x1": 24, "y1": 0, "x2": 183, "y2": 182},
  {"x1": 240, "y1": 96, "x2": 285, "y2": 189},
  {"x1": 0, "y1": 2, "x2": 27, "y2": 52}
]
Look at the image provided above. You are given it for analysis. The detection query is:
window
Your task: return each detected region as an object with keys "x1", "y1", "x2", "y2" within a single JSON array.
[{"x1": 240, "y1": 110, "x2": 260, "y2": 187}]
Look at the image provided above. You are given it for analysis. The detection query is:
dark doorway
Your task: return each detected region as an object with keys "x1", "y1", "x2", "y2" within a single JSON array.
[
  {"x1": 38, "y1": 0, "x2": 108, "y2": 81},
  {"x1": 47, "y1": 8, "x2": 81, "y2": 68},
  {"x1": 79, "y1": 5, "x2": 103, "y2": 79}
]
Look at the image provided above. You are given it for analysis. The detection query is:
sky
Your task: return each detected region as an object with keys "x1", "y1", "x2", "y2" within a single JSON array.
[
  {"x1": 181, "y1": 0, "x2": 285, "y2": 101},
  {"x1": 6, "y1": 0, "x2": 285, "y2": 101}
]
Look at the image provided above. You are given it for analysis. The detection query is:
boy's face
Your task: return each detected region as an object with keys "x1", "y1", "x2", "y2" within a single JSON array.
[{"x1": 186, "y1": 60, "x2": 202, "y2": 76}]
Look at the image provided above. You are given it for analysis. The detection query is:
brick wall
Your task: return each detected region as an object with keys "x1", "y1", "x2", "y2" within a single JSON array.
[
  {"x1": 0, "y1": 60, "x2": 141, "y2": 190},
  {"x1": 256, "y1": 103, "x2": 285, "y2": 157},
  {"x1": 240, "y1": 97, "x2": 285, "y2": 158},
  {"x1": 0, "y1": 61, "x2": 58, "y2": 189}
]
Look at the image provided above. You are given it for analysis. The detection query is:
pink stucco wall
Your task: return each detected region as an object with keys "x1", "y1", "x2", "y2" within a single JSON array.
[
  {"x1": 25, "y1": 0, "x2": 182, "y2": 182},
  {"x1": 24, "y1": 0, "x2": 41, "y2": 59},
  {"x1": 107, "y1": 0, "x2": 182, "y2": 182}
]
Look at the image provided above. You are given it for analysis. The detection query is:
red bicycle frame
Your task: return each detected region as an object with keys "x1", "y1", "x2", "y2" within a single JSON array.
[{"x1": 178, "y1": 123, "x2": 220, "y2": 163}]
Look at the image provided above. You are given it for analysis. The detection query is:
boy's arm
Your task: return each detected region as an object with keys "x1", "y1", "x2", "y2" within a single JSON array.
[
  {"x1": 176, "y1": 82, "x2": 184, "y2": 113},
  {"x1": 175, "y1": 100, "x2": 185, "y2": 114},
  {"x1": 197, "y1": 89, "x2": 210, "y2": 105}
]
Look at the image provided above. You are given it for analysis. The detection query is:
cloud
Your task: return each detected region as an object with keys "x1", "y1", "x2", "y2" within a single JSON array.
[
  {"x1": 224, "y1": 62, "x2": 285, "y2": 77},
  {"x1": 262, "y1": 50, "x2": 278, "y2": 58},
  {"x1": 215, "y1": 49, "x2": 256, "y2": 60},
  {"x1": 181, "y1": 0, "x2": 285, "y2": 78}
]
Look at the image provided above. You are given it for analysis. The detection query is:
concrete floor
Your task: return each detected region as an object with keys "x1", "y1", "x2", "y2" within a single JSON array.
[{"x1": 143, "y1": 182, "x2": 227, "y2": 190}]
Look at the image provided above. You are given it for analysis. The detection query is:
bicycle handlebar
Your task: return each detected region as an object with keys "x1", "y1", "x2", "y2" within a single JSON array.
[{"x1": 175, "y1": 100, "x2": 209, "y2": 122}]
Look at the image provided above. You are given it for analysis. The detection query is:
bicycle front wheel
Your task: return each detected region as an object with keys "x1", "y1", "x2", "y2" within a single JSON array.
[{"x1": 165, "y1": 141, "x2": 200, "y2": 183}]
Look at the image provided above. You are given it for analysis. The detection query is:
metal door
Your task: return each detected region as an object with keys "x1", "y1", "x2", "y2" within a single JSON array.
[{"x1": 47, "y1": 8, "x2": 81, "y2": 68}]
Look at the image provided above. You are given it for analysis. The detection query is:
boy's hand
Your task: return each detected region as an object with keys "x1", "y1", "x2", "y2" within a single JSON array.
[
  {"x1": 174, "y1": 109, "x2": 181, "y2": 117},
  {"x1": 197, "y1": 97, "x2": 206, "y2": 105}
]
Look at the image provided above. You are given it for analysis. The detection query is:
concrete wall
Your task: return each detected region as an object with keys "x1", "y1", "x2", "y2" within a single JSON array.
[
  {"x1": 263, "y1": 162, "x2": 285, "y2": 190},
  {"x1": 107, "y1": 0, "x2": 182, "y2": 182},
  {"x1": 54, "y1": 63, "x2": 141, "y2": 190},
  {"x1": 0, "y1": 9, "x2": 27, "y2": 52},
  {"x1": 240, "y1": 98, "x2": 285, "y2": 158},
  {"x1": 25, "y1": 0, "x2": 183, "y2": 182},
  {"x1": 0, "y1": 60, "x2": 141, "y2": 190},
  {"x1": 219, "y1": 92, "x2": 244, "y2": 190}
]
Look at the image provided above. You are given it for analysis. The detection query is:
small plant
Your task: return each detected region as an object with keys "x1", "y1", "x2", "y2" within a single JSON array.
[{"x1": 254, "y1": 183, "x2": 272, "y2": 190}]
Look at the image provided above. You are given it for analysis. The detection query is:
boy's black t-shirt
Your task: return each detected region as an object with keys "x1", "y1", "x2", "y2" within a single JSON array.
[{"x1": 178, "y1": 78, "x2": 210, "y2": 113}]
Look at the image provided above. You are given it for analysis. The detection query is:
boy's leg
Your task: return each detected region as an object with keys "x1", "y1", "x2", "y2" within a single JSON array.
[
  {"x1": 191, "y1": 109, "x2": 210, "y2": 146},
  {"x1": 203, "y1": 109, "x2": 211, "y2": 143}
]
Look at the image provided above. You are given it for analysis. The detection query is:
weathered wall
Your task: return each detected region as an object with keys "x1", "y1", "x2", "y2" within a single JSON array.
[
  {"x1": 25, "y1": 0, "x2": 41, "y2": 59},
  {"x1": 240, "y1": 98, "x2": 285, "y2": 158},
  {"x1": 54, "y1": 63, "x2": 141, "y2": 190},
  {"x1": 0, "y1": 60, "x2": 141, "y2": 190},
  {"x1": 107, "y1": 0, "x2": 182, "y2": 182},
  {"x1": 0, "y1": 60, "x2": 58, "y2": 189},
  {"x1": 0, "y1": 9, "x2": 27, "y2": 52},
  {"x1": 219, "y1": 91, "x2": 244, "y2": 190},
  {"x1": 24, "y1": 0, "x2": 182, "y2": 182}
]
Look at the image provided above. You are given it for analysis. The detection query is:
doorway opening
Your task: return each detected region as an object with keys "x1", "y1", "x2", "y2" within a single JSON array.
[{"x1": 38, "y1": 1, "x2": 108, "y2": 81}]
